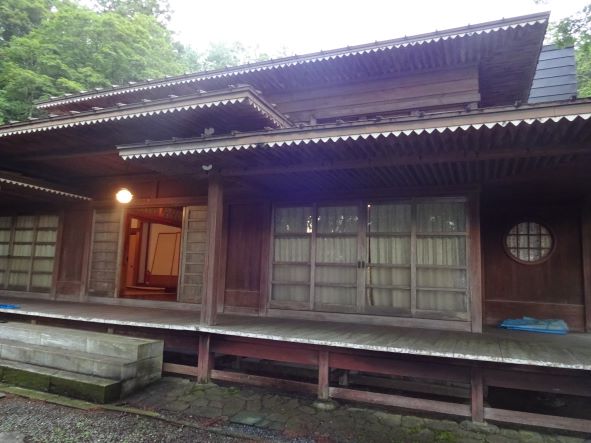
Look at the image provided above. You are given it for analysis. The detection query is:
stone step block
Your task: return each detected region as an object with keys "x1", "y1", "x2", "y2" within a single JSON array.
[
  {"x1": 0, "y1": 359, "x2": 121, "y2": 403},
  {"x1": 0, "y1": 322, "x2": 162, "y2": 361},
  {"x1": 0, "y1": 338, "x2": 136, "y2": 380}
]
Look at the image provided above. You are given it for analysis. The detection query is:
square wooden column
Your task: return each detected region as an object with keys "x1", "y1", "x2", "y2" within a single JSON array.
[
  {"x1": 582, "y1": 200, "x2": 591, "y2": 332},
  {"x1": 201, "y1": 175, "x2": 224, "y2": 326},
  {"x1": 197, "y1": 334, "x2": 213, "y2": 383},
  {"x1": 470, "y1": 367, "x2": 484, "y2": 422},
  {"x1": 468, "y1": 192, "x2": 483, "y2": 333},
  {"x1": 318, "y1": 351, "x2": 330, "y2": 400}
]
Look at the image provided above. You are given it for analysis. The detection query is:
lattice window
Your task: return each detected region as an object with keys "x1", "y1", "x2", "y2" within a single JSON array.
[
  {"x1": 505, "y1": 221, "x2": 553, "y2": 264},
  {"x1": 0, "y1": 214, "x2": 59, "y2": 293}
]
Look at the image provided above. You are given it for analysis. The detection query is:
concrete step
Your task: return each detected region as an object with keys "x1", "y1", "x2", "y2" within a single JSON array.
[
  {"x1": 0, "y1": 358, "x2": 121, "y2": 403},
  {"x1": 0, "y1": 322, "x2": 162, "y2": 361},
  {"x1": 0, "y1": 338, "x2": 139, "y2": 380},
  {"x1": 0, "y1": 322, "x2": 163, "y2": 400}
]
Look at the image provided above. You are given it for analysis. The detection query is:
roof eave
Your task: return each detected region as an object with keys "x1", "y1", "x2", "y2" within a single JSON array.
[
  {"x1": 35, "y1": 12, "x2": 550, "y2": 111},
  {"x1": 0, "y1": 86, "x2": 291, "y2": 138},
  {"x1": 117, "y1": 98, "x2": 591, "y2": 160}
]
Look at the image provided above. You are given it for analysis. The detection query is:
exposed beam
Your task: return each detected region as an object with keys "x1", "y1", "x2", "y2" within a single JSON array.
[
  {"x1": 15, "y1": 148, "x2": 115, "y2": 161},
  {"x1": 219, "y1": 144, "x2": 591, "y2": 178}
]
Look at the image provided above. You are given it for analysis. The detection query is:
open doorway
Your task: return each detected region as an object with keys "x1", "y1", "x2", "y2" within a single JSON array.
[{"x1": 120, "y1": 207, "x2": 182, "y2": 301}]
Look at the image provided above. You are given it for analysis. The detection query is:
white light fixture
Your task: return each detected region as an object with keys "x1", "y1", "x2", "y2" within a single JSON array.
[{"x1": 115, "y1": 188, "x2": 133, "y2": 204}]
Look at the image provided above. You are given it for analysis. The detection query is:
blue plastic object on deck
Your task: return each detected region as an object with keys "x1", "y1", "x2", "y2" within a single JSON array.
[
  {"x1": 499, "y1": 317, "x2": 569, "y2": 334},
  {"x1": 0, "y1": 304, "x2": 20, "y2": 309}
]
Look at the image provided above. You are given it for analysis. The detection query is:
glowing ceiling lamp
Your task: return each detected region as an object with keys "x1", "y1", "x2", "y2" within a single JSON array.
[{"x1": 115, "y1": 188, "x2": 133, "y2": 204}]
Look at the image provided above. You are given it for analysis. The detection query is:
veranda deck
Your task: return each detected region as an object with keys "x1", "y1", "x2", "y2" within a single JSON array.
[{"x1": 1, "y1": 295, "x2": 590, "y2": 371}]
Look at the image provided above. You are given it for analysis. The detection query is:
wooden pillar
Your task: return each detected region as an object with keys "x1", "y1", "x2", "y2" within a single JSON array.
[
  {"x1": 201, "y1": 175, "x2": 224, "y2": 326},
  {"x1": 471, "y1": 368, "x2": 484, "y2": 423},
  {"x1": 468, "y1": 192, "x2": 483, "y2": 333},
  {"x1": 582, "y1": 200, "x2": 591, "y2": 332},
  {"x1": 197, "y1": 334, "x2": 213, "y2": 383},
  {"x1": 318, "y1": 350, "x2": 330, "y2": 400}
]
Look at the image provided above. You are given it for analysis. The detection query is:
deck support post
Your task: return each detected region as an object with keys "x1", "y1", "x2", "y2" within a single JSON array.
[
  {"x1": 471, "y1": 367, "x2": 484, "y2": 423},
  {"x1": 318, "y1": 351, "x2": 330, "y2": 400},
  {"x1": 201, "y1": 175, "x2": 224, "y2": 326},
  {"x1": 197, "y1": 334, "x2": 213, "y2": 383},
  {"x1": 582, "y1": 199, "x2": 591, "y2": 332}
]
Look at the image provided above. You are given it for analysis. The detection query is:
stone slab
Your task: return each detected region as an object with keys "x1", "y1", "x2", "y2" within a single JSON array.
[
  {"x1": 0, "y1": 338, "x2": 136, "y2": 380},
  {"x1": 0, "y1": 322, "x2": 162, "y2": 360},
  {"x1": 0, "y1": 359, "x2": 121, "y2": 403}
]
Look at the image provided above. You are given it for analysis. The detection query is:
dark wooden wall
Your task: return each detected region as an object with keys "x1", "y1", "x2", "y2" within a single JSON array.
[
  {"x1": 55, "y1": 203, "x2": 93, "y2": 299},
  {"x1": 267, "y1": 65, "x2": 480, "y2": 122},
  {"x1": 221, "y1": 203, "x2": 270, "y2": 313},
  {"x1": 482, "y1": 202, "x2": 585, "y2": 331}
]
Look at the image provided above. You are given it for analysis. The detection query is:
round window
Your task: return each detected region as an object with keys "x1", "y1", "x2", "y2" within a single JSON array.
[{"x1": 505, "y1": 222, "x2": 553, "y2": 264}]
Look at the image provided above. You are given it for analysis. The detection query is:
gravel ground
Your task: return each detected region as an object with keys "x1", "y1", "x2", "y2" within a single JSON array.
[{"x1": 0, "y1": 395, "x2": 245, "y2": 443}]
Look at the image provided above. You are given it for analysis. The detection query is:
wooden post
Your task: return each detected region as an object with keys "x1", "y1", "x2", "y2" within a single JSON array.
[
  {"x1": 201, "y1": 175, "x2": 224, "y2": 326},
  {"x1": 197, "y1": 334, "x2": 213, "y2": 383},
  {"x1": 338, "y1": 370, "x2": 350, "y2": 387},
  {"x1": 468, "y1": 192, "x2": 483, "y2": 333},
  {"x1": 318, "y1": 351, "x2": 330, "y2": 400},
  {"x1": 471, "y1": 368, "x2": 484, "y2": 423},
  {"x1": 582, "y1": 200, "x2": 591, "y2": 332}
]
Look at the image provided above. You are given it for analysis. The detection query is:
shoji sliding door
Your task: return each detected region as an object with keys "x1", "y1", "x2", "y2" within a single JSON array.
[
  {"x1": 178, "y1": 205, "x2": 208, "y2": 304},
  {"x1": 0, "y1": 214, "x2": 60, "y2": 293},
  {"x1": 270, "y1": 198, "x2": 470, "y2": 321},
  {"x1": 88, "y1": 209, "x2": 123, "y2": 297}
]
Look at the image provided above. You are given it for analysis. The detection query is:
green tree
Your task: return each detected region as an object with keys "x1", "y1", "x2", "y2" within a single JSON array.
[
  {"x1": 0, "y1": 0, "x2": 53, "y2": 44},
  {"x1": 90, "y1": 0, "x2": 171, "y2": 22},
  {"x1": 0, "y1": 0, "x2": 290, "y2": 124},
  {"x1": 0, "y1": 1, "x2": 187, "y2": 122},
  {"x1": 551, "y1": 4, "x2": 591, "y2": 97}
]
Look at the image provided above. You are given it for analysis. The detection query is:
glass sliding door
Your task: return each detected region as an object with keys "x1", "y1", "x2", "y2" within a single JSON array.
[
  {"x1": 271, "y1": 206, "x2": 313, "y2": 308},
  {"x1": 415, "y1": 202, "x2": 468, "y2": 318},
  {"x1": 269, "y1": 198, "x2": 470, "y2": 322},
  {"x1": 314, "y1": 205, "x2": 360, "y2": 312},
  {"x1": 366, "y1": 203, "x2": 412, "y2": 314}
]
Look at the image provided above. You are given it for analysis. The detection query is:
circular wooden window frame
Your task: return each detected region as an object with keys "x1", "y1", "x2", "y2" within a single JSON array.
[{"x1": 503, "y1": 220, "x2": 555, "y2": 265}]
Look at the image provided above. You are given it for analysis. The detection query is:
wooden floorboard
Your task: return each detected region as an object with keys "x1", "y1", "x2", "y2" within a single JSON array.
[{"x1": 1, "y1": 295, "x2": 590, "y2": 371}]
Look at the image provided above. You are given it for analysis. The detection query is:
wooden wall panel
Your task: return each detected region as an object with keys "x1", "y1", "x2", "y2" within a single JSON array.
[
  {"x1": 482, "y1": 202, "x2": 585, "y2": 330},
  {"x1": 223, "y1": 203, "x2": 268, "y2": 310},
  {"x1": 56, "y1": 204, "x2": 92, "y2": 298},
  {"x1": 268, "y1": 66, "x2": 479, "y2": 122}
]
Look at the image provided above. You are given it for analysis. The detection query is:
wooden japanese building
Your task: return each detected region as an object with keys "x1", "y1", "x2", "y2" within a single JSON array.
[{"x1": 1, "y1": 12, "x2": 591, "y2": 432}]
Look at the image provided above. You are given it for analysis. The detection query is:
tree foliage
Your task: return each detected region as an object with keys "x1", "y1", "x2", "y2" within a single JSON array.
[
  {"x1": 0, "y1": 0, "x2": 188, "y2": 123},
  {"x1": 0, "y1": 0, "x2": 53, "y2": 43},
  {"x1": 89, "y1": 0, "x2": 172, "y2": 22},
  {"x1": 551, "y1": 4, "x2": 591, "y2": 97},
  {"x1": 0, "y1": 0, "x2": 289, "y2": 124}
]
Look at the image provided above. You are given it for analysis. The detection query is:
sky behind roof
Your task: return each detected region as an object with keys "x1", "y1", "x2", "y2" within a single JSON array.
[{"x1": 169, "y1": 0, "x2": 588, "y2": 56}]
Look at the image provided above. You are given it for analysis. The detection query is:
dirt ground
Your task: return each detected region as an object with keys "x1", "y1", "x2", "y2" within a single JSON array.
[{"x1": 1, "y1": 378, "x2": 589, "y2": 443}]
